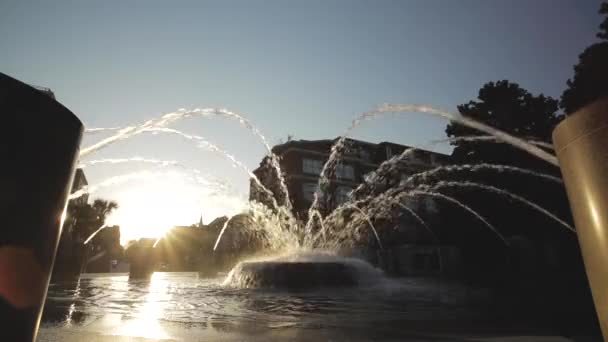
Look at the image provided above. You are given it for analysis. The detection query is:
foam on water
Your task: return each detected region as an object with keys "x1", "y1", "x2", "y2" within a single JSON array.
[{"x1": 222, "y1": 251, "x2": 385, "y2": 289}]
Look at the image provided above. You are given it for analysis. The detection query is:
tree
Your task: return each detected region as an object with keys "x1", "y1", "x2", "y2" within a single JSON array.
[
  {"x1": 65, "y1": 199, "x2": 118, "y2": 241},
  {"x1": 560, "y1": 2, "x2": 608, "y2": 114},
  {"x1": 53, "y1": 198, "x2": 118, "y2": 279},
  {"x1": 446, "y1": 80, "x2": 562, "y2": 167},
  {"x1": 90, "y1": 199, "x2": 118, "y2": 227},
  {"x1": 598, "y1": 2, "x2": 608, "y2": 40},
  {"x1": 443, "y1": 80, "x2": 573, "y2": 242},
  {"x1": 441, "y1": 81, "x2": 580, "y2": 307}
]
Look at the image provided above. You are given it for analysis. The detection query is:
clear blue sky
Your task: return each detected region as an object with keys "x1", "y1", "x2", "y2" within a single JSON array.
[{"x1": 1, "y1": 0, "x2": 602, "y2": 241}]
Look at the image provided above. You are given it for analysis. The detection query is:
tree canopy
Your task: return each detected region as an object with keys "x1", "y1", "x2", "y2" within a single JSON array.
[
  {"x1": 560, "y1": 2, "x2": 608, "y2": 114},
  {"x1": 597, "y1": 2, "x2": 608, "y2": 40},
  {"x1": 65, "y1": 198, "x2": 118, "y2": 242},
  {"x1": 446, "y1": 80, "x2": 562, "y2": 166},
  {"x1": 442, "y1": 80, "x2": 571, "y2": 243},
  {"x1": 54, "y1": 198, "x2": 118, "y2": 279}
]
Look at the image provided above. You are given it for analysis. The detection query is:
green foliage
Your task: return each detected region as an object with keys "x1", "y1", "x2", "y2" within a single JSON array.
[{"x1": 560, "y1": 2, "x2": 608, "y2": 114}]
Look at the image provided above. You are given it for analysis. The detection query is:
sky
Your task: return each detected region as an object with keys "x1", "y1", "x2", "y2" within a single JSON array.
[{"x1": 1, "y1": 0, "x2": 603, "y2": 243}]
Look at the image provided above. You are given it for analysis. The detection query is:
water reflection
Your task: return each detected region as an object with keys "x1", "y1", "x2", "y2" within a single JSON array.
[
  {"x1": 61, "y1": 279, "x2": 80, "y2": 327},
  {"x1": 113, "y1": 273, "x2": 167, "y2": 339},
  {"x1": 40, "y1": 272, "x2": 551, "y2": 341},
  {"x1": 41, "y1": 278, "x2": 85, "y2": 326}
]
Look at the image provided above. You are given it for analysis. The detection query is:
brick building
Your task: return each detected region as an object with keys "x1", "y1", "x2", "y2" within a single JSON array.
[
  {"x1": 250, "y1": 137, "x2": 450, "y2": 219},
  {"x1": 249, "y1": 138, "x2": 459, "y2": 276}
]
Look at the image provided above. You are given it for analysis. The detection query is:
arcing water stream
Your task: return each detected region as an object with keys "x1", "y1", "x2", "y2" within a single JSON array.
[
  {"x1": 77, "y1": 104, "x2": 572, "y2": 261},
  {"x1": 45, "y1": 103, "x2": 587, "y2": 341}
]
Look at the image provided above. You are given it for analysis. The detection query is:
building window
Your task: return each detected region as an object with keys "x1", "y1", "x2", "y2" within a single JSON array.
[
  {"x1": 336, "y1": 164, "x2": 355, "y2": 180},
  {"x1": 302, "y1": 158, "x2": 323, "y2": 175},
  {"x1": 302, "y1": 182, "x2": 319, "y2": 202},
  {"x1": 335, "y1": 186, "x2": 352, "y2": 205},
  {"x1": 358, "y1": 149, "x2": 370, "y2": 161}
]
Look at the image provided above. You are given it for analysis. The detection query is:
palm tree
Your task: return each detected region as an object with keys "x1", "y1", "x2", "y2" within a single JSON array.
[
  {"x1": 65, "y1": 199, "x2": 117, "y2": 240},
  {"x1": 91, "y1": 199, "x2": 118, "y2": 223},
  {"x1": 53, "y1": 198, "x2": 118, "y2": 279}
]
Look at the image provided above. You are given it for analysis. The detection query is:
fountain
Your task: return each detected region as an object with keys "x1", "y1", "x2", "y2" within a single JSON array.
[
  {"x1": 33, "y1": 83, "x2": 606, "y2": 341},
  {"x1": 74, "y1": 100, "x2": 578, "y2": 291},
  {"x1": 218, "y1": 112, "x2": 570, "y2": 289},
  {"x1": 223, "y1": 252, "x2": 383, "y2": 289}
]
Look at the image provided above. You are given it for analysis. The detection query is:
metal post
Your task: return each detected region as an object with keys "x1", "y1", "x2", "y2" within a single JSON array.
[
  {"x1": 0, "y1": 73, "x2": 82, "y2": 341},
  {"x1": 553, "y1": 96, "x2": 608, "y2": 338}
]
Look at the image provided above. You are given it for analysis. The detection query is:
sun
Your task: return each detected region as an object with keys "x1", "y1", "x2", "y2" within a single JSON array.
[
  {"x1": 103, "y1": 172, "x2": 247, "y2": 245},
  {"x1": 105, "y1": 174, "x2": 204, "y2": 244}
]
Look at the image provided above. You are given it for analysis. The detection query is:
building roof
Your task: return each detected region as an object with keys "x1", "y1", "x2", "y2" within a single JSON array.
[
  {"x1": 270, "y1": 137, "x2": 449, "y2": 158},
  {"x1": 74, "y1": 168, "x2": 88, "y2": 186}
]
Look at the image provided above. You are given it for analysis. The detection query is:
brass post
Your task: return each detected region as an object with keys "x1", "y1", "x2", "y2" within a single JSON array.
[{"x1": 553, "y1": 96, "x2": 608, "y2": 338}]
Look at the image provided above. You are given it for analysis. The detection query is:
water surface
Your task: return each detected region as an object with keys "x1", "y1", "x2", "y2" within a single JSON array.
[{"x1": 37, "y1": 272, "x2": 564, "y2": 341}]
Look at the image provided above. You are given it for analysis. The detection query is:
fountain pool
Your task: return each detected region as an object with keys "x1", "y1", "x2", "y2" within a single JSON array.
[{"x1": 39, "y1": 272, "x2": 564, "y2": 342}]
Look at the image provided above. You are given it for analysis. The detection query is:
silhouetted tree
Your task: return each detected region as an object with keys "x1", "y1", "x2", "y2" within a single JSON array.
[
  {"x1": 442, "y1": 80, "x2": 598, "y2": 334},
  {"x1": 442, "y1": 80, "x2": 570, "y2": 274},
  {"x1": 66, "y1": 199, "x2": 118, "y2": 241},
  {"x1": 53, "y1": 198, "x2": 118, "y2": 279},
  {"x1": 561, "y1": 2, "x2": 608, "y2": 114},
  {"x1": 600, "y1": 2, "x2": 608, "y2": 40},
  {"x1": 446, "y1": 80, "x2": 562, "y2": 167}
]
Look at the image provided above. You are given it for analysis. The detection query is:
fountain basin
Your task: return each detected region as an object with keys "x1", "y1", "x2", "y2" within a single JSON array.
[{"x1": 223, "y1": 253, "x2": 384, "y2": 289}]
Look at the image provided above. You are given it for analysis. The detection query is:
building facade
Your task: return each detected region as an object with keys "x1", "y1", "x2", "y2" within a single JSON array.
[
  {"x1": 71, "y1": 168, "x2": 88, "y2": 205},
  {"x1": 250, "y1": 137, "x2": 450, "y2": 219},
  {"x1": 249, "y1": 138, "x2": 459, "y2": 275}
]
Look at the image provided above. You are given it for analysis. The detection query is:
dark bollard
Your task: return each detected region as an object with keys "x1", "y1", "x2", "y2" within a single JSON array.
[
  {"x1": 125, "y1": 239, "x2": 157, "y2": 279},
  {"x1": 0, "y1": 73, "x2": 83, "y2": 341},
  {"x1": 129, "y1": 252, "x2": 156, "y2": 279}
]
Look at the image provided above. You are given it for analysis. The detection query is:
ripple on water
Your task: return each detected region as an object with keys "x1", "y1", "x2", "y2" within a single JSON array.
[{"x1": 42, "y1": 272, "x2": 492, "y2": 332}]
